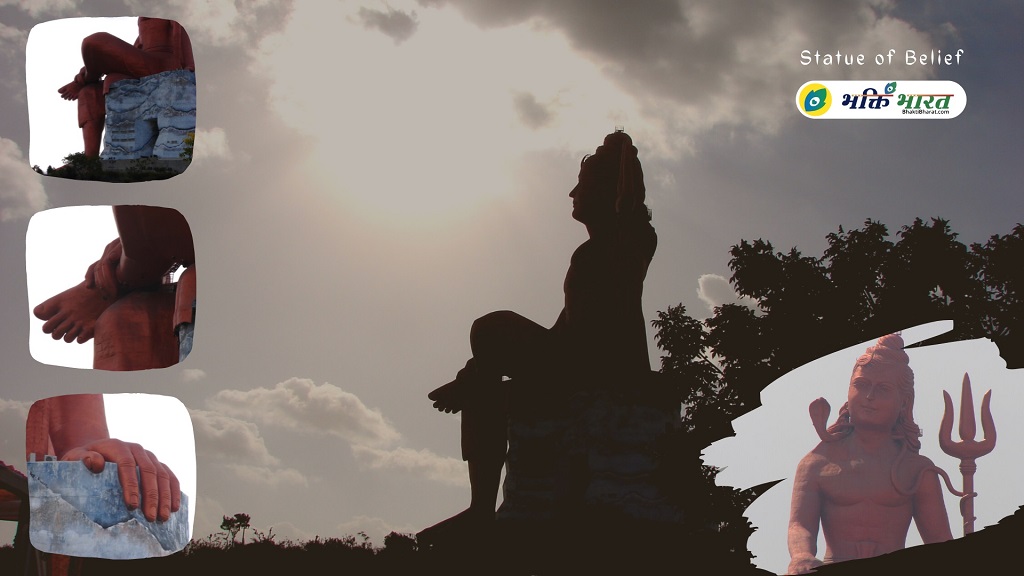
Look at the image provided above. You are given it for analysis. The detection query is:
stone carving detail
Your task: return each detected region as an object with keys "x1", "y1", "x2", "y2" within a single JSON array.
[
  {"x1": 28, "y1": 461, "x2": 189, "y2": 559},
  {"x1": 498, "y1": 385, "x2": 681, "y2": 524},
  {"x1": 102, "y1": 69, "x2": 197, "y2": 160}
]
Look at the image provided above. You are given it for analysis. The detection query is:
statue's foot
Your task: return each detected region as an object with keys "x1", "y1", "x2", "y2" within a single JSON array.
[
  {"x1": 416, "y1": 508, "x2": 493, "y2": 548},
  {"x1": 58, "y1": 79, "x2": 83, "y2": 101},
  {"x1": 33, "y1": 281, "x2": 115, "y2": 343},
  {"x1": 428, "y1": 377, "x2": 471, "y2": 414}
]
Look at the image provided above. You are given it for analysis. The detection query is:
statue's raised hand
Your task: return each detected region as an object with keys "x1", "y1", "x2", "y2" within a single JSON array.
[{"x1": 85, "y1": 238, "x2": 124, "y2": 301}]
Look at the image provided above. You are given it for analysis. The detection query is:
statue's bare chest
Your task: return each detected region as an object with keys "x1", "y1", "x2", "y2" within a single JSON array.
[{"x1": 817, "y1": 456, "x2": 913, "y2": 508}]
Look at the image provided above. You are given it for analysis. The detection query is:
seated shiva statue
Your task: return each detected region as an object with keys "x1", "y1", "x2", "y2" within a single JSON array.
[{"x1": 421, "y1": 129, "x2": 657, "y2": 541}]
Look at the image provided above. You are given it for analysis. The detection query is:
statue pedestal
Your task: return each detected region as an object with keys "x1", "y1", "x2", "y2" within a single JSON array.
[
  {"x1": 27, "y1": 461, "x2": 189, "y2": 559},
  {"x1": 101, "y1": 69, "x2": 196, "y2": 161},
  {"x1": 93, "y1": 289, "x2": 179, "y2": 371},
  {"x1": 497, "y1": 374, "x2": 683, "y2": 524}
]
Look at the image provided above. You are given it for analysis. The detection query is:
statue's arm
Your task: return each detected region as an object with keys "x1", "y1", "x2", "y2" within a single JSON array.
[
  {"x1": 46, "y1": 395, "x2": 110, "y2": 458},
  {"x1": 788, "y1": 454, "x2": 825, "y2": 574},
  {"x1": 913, "y1": 460, "x2": 954, "y2": 544},
  {"x1": 174, "y1": 22, "x2": 196, "y2": 71}
]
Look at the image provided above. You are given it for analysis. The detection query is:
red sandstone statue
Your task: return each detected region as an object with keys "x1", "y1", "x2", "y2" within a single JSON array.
[
  {"x1": 26, "y1": 394, "x2": 180, "y2": 523},
  {"x1": 420, "y1": 130, "x2": 656, "y2": 542},
  {"x1": 58, "y1": 17, "x2": 195, "y2": 158},
  {"x1": 787, "y1": 334, "x2": 954, "y2": 574},
  {"x1": 33, "y1": 205, "x2": 196, "y2": 370}
]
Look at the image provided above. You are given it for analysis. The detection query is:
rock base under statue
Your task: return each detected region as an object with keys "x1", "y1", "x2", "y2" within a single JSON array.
[
  {"x1": 27, "y1": 461, "x2": 189, "y2": 559},
  {"x1": 101, "y1": 69, "x2": 196, "y2": 161},
  {"x1": 497, "y1": 374, "x2": 683, "y2": 525}
]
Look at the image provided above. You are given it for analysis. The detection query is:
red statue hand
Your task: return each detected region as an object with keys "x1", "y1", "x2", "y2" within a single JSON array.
[
  {"x1": 84, "y1": 238, "x2": 124, "y2": 301},
  {"x1": 61, "y1": 438, "x2": 180, "y2": 523}
]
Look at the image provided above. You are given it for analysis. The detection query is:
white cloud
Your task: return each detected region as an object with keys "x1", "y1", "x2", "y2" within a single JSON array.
[
  {"x1": 0, "y1": 21, "x2": 27, "y2": 59},
  {"x1": 351, "y1": 445, "x2": 468, "y2": 487},
  {"x1": 223, "y1": 463, "x2": 308, "y2": 487},
  {"x1": 0, "y1": 397, "x2": 30, "y2": 419},
  {"x1": 336, "y1": 515, "x2": 416, "y2": 545},
  {"x1": 189, "y1": 408, "x2": 309, "y2": 488},
  {"x1": 181, "y1": 368, "x2": 207, "y2": 382},
  {"x1": 191, "y1": 494, "x2": 228, "y2": 541},
  {"x1": 0, "y1": 398, "x2": 30, "y2": 466},
  {"x1": 206, "y1": 378, "x2": 401, "y2": 448},
  {"x1": 263, "y1": 520, "x2": 314, "y2": 544},
  {"x1": 192, "y1": 127, "x2": 232, "y2": 163},
  {"x1": 0, "y1": 138, "x2": 48, "y2": 221},
  {"x1": 696, "y1": 273, "x2": 758, "y2": 313},
  {"x1": 189, "y1": 409, "x2": 280, "y2": 466}
]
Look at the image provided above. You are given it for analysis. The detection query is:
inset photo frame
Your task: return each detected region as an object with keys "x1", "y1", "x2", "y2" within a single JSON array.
[
  {"x1": 27, "y1": 205, "x2": 196, "y2": 371},
  {"x1": 26, "y1": 393, "x2": 195, "y2": 559},
  {"x1": 26, "y1": 17, "x2": 196, "y2": 182}
]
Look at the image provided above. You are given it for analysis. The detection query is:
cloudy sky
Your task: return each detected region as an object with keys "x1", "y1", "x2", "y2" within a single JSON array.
[{"x1": 0, "y1": 0, "x2": 1021, "y2": 571}]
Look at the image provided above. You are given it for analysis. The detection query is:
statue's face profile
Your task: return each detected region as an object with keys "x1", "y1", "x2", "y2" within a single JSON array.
[
  {"x1": 847, "y1": 364, "x2": 904, "y2": 432},
  {"x1": 569, "y1": 160, "x2": 614, "y2": 225}
]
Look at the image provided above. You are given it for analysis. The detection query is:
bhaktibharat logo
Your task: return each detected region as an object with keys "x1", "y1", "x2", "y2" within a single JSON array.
[
  {"x1": 795, "y1": 80, "x2": 966, "y2": 119},
  {"x1": 798, "y1": 83, "x2": 831, "y2": 116}
]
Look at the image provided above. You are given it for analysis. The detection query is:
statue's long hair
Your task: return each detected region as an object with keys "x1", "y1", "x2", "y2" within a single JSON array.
[
  {"x1": 580, "y1": 130, "x2": 653, "y2": 226},
  {"x1": 825, "y1": 333, "x2": 923, "y2": 452}
]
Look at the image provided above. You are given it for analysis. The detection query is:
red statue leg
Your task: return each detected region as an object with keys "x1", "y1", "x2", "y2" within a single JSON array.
[
  {"x1": 92, "y1": 291, "x2": 178, "y2": 371},
  {"x1": 76, "y1": 82, "x2": 105, "y2": 158}
]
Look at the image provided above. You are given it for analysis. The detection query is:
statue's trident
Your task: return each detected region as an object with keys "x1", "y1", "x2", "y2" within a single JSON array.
[{"x1": 938, "y1": 373, "x2": 996, "y2": 535}]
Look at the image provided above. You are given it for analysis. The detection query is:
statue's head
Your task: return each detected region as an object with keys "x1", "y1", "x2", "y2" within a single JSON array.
[
  {"x1": 827, "y1": 333, "x2": 923, "y2": 451},
  {"x1": 570, "y1": 130, "x2": 650, "y2": 227}
]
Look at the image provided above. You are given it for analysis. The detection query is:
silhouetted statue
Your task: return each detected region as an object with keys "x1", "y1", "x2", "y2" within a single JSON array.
[
  {"x1": 33, "y1": 206, "x2": 196, "y2": 370},
  {"x1": 58, "y1": 17, "x2": 195, "y2": 158},
  {"x1": 787, "y1": 334, "x2": 953, "y2": 574},
  {"x1": 421, "y1": 130, "x2": 656, "y2": 542}
]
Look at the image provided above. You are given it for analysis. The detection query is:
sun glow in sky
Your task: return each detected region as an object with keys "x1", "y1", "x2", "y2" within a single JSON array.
[{"x1": 258, "y1": 5, "x2": 651, "y2": 225}]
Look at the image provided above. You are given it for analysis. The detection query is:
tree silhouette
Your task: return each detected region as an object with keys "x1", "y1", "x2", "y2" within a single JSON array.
[
  {"x1": 656, "y1": 217, "x2": 1021, "y2": 440},
  {"x1": 220, "y1": 513, "x2": 251, "y2": 546}
]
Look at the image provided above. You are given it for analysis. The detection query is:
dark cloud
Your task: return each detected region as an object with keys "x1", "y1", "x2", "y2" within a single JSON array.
[
  {"x1": 356, "y1": 6, "x2": 418, "y2": 44},
  {"x1": 124, "y1": 0, "x2": 296, "y2": 47},
  {"x1": 512, "y1": 91, "x2": 554, "y2": 129},
  {"x1": 419, "y1": 1, "x2": 936, "y2": 141},
  {"x1": 0, "y1": 0, "x2": 81, "y2": 18}
]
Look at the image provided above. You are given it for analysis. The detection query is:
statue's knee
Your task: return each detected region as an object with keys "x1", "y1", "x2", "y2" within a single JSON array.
[
  {"x1": 470, "y1": 310, "x2": 516, "y2": 346},
  {"x1": 81, "y1": 32, "x2": 118, "y2": 61},
  {"x1": 81, "y1": 32, "x2": 107, "y2": 54}
]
